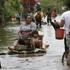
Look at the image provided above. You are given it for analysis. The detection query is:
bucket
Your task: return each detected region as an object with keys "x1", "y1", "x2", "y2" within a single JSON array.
[{"x1": 55, "y1": 28, "x2": 64, "y2": 39}]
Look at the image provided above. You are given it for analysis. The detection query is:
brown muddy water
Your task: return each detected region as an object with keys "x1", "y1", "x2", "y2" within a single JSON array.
[{"x1": 0, "y1": 20, "x2": 70, "y2": 70}]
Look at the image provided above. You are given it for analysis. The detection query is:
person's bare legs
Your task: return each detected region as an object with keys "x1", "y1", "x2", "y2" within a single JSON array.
[
  {"x1": 31, "y1": 38, "x2": 42, "y2": 49},
  {"x1": 36, "y1": 40, "x2": 42, "y2": 48}
]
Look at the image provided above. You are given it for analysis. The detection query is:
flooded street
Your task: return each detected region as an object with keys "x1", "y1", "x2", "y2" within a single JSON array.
[{"x1": 0, "y1": 24, "x2": 70, "y2": 70}]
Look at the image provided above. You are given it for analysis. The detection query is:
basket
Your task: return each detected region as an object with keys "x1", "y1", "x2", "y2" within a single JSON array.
[{"x1": 55, "y1": 28, "x2": 64, "y2": 39}]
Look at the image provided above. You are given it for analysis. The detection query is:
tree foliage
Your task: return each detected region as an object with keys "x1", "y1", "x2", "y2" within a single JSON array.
[
  {"x1": 4, "y1": 0, "x2": 21, "y2": 16},
  {"x1": 63, "y1": 0, "x2": 70, "y2": 7},
  {"x1": 40, "y1": 0, "x2": 64, "y2": 12},
  {"x1": 0, "y1": 0, "x2": 21, "y2": 22},
  {"x1": 0, "y1": 0, "x2": 5, "y2": 13}
]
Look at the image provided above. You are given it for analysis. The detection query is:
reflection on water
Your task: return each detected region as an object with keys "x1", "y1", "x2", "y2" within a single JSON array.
[
  {"x1": 0, "y1": 54, "x2": 45, "y2": 70},
  {"x1": 0, "y1": 27, "x2": 17, "y2": 52}
]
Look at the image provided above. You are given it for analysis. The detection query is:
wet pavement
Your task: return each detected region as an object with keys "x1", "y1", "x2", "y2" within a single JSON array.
[{"x1": 0, "y1": 24, "x2": 70, "y2": 70}]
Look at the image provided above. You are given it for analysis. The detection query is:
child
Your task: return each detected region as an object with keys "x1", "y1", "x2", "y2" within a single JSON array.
[{"x1": 31, "y1": 31, "x2": 42, "y2": 49}]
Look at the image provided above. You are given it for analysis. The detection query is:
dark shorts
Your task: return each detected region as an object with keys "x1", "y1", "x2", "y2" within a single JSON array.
[
  {"x1": 64, "y1": 37, "x2": 69, "y2": 52},
  {"x1": 18, "y1": 39, "x2": 25, "y2": 45},
  {"x1": 18, "y1": 35, "x2": 29, "y2": 45},
  {"x1": 18, "y1": 37, "x2": 31, "y2": 45}
]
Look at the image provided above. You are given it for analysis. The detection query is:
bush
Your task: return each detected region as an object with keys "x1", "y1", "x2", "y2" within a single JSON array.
[{"x1": 64, "y1": 0, "x2": 70, "y2": 8}]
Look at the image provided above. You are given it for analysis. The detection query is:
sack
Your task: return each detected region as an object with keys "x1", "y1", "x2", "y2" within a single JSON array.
[
  {"x1": 15, "y1": 45, "x2": 27, "y2": 51},
  {"x1": 55, "y1": 28, "x2": 64, "y2": 39}
]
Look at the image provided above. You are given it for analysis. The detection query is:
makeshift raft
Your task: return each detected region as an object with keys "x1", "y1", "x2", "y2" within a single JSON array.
[
  {"x1": 8, "y1": 45, "x2": 47, "y2": 55},
  {"x1": 0, "y1": 44, "x2": 49, "y2": 56}
]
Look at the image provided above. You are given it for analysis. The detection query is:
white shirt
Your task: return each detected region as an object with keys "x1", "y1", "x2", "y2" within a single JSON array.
[
  {"x1": 42, "y1": 16, "x2": 47, "y2": 23},
  {"x1": 61, "y1": 11, "x2": 70, "y2": 36},
  {"x1": 20, "y1": 21, "x2": 36, "y2": 31},
  {"x1": 19, "y1": 21, "x2": 37, "y2": 39}
]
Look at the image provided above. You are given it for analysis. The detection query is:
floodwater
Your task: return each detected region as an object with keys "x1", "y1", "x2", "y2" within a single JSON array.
[{"x1": 0, "y1": 19, "x2": 70, "y2": 70}]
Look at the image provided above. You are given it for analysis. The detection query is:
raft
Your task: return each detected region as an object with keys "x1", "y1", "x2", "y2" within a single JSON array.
[
  {"x1": 8, "y1": 45, "x2": 47, "y2": 55},
  {"x1": 0, "y1": 44, "x2": 49, "y2": 57},
  {"x1": 7, "y1": 31, "x2": 49, "y2": 55}
]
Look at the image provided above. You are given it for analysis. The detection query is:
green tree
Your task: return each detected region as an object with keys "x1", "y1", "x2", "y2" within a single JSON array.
[
  {"x1": 0, "y1": 0, "x2": 6, "y2": 26},
  {"x1": 0, "y1": 0, "x2": 21, "y2": 25},
  {"x1": 63, "y1": 0, "x2": 70, "y2": 6},
  {"x1": 41, "y1": 0, "x2": 64, "y2": 13}
]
